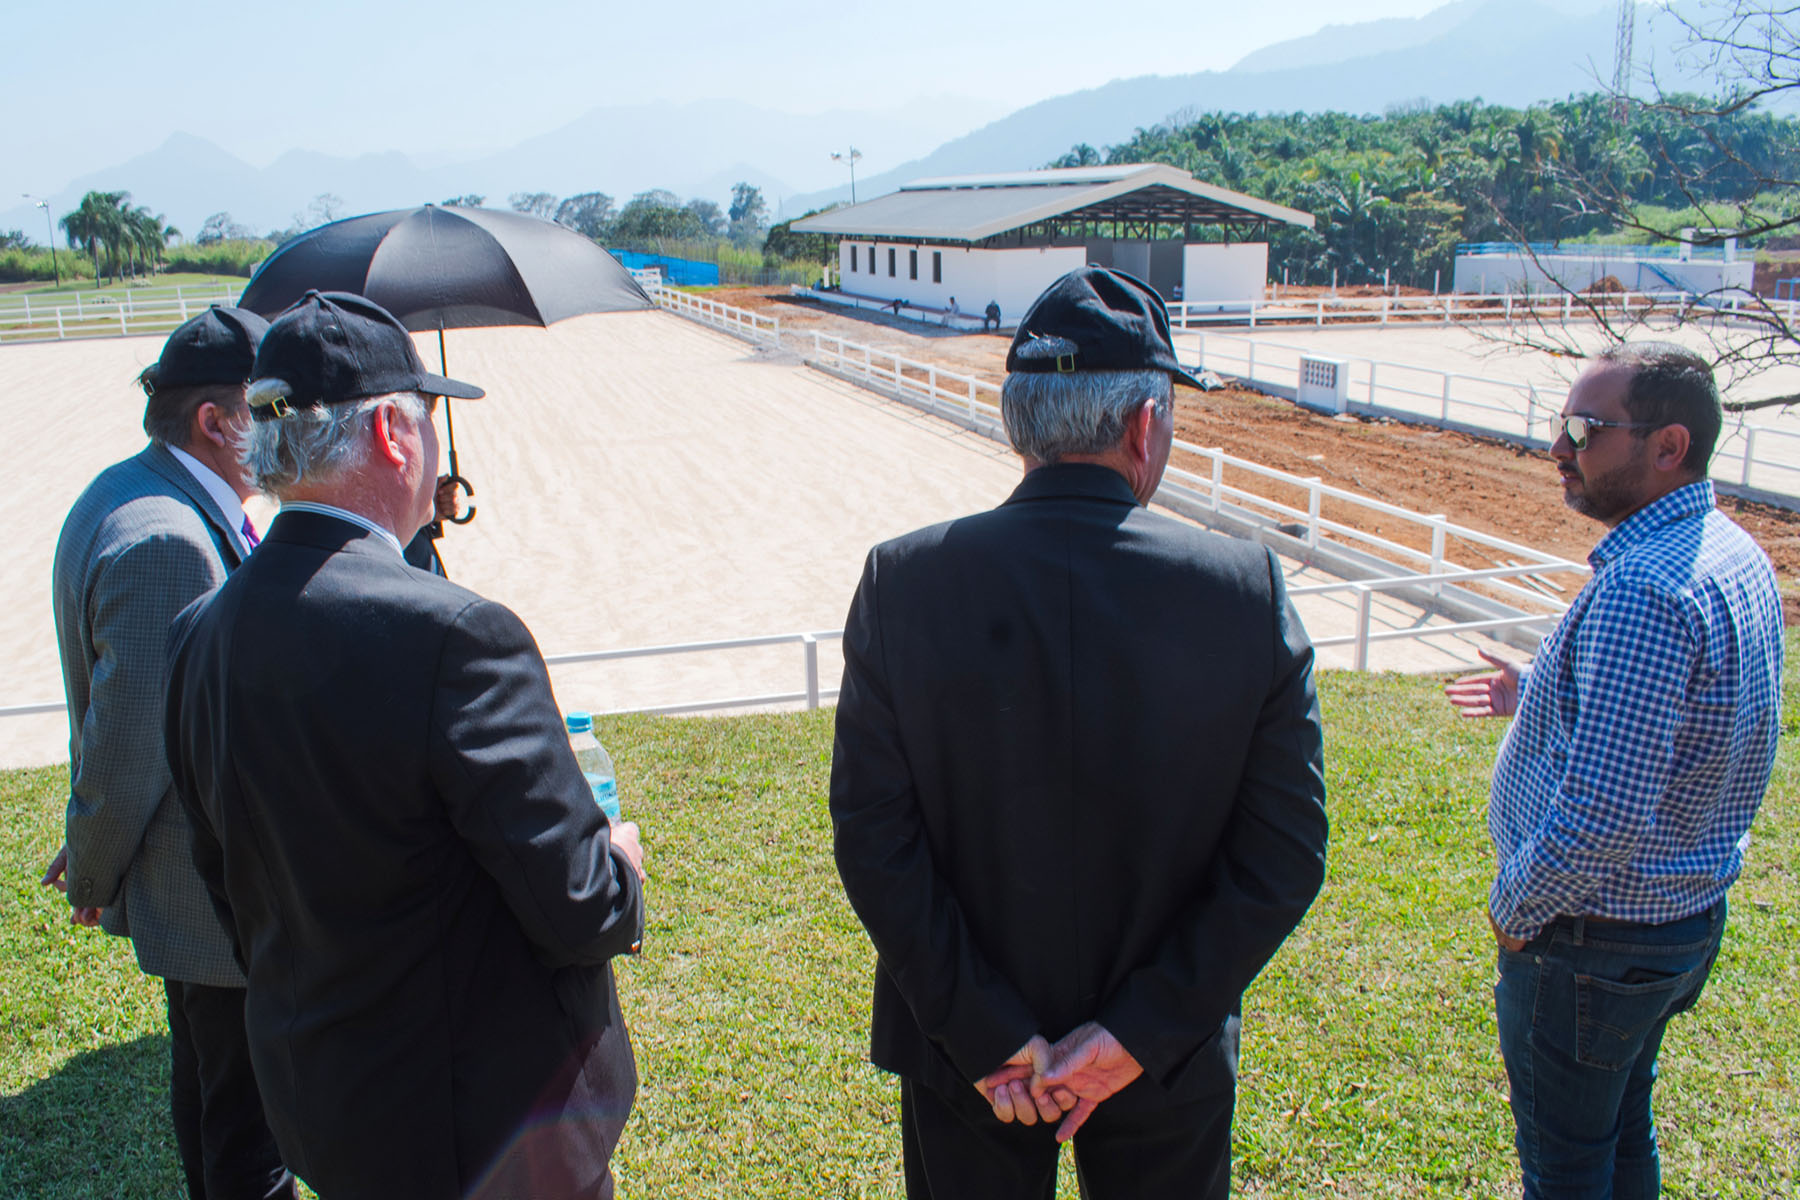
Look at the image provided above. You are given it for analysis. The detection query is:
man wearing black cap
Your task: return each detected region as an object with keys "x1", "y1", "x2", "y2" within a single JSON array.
[
  {"x1": 46, "y1": 306, "x2": 296, "y2": 1198},
  {"x1": 163, "y1": 291, "x2": 646, "y2": 1200},
  {"x1": 830, "y1": 267, "x2": 1328, "y2": 1198}
]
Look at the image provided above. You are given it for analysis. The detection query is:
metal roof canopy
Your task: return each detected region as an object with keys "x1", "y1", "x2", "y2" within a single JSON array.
[{"x1": 790, "y1": 164, "x2": 1314, "y2": 248}]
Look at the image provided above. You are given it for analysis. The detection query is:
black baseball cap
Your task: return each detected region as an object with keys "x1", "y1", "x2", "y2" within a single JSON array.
[
  {"x1": 248, "y1": 291, "x2": 484, "y2": 421},
  {"x1": 1006, "y1": 267, "x2": 1203, "y2": 389},
  {"x1": 139, "y1": 305, "x2": 270, "y2": 394}
]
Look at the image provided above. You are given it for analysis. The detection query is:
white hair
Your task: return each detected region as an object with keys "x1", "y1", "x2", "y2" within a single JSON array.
[
  {"x1": 1000, "y1": 370, "x2": 1172, "y2": 463},
  {"x1": 242, "y1": 386, "x2": 430, "y2": 494}
]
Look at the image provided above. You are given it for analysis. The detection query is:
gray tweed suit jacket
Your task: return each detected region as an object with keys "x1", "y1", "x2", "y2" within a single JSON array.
[{"x1": 52, "y1": 442, "x2": 245, "y2": 986}]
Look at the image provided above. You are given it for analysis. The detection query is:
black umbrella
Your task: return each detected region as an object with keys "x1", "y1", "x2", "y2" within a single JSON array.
[{"x1": 238, "y1": 204, "x2": 654, "y2": 522}]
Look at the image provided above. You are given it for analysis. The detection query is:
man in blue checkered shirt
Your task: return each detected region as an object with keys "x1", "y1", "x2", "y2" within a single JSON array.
[{"x1": 1446, "y1": 343, "x2": 1784, "y2": 1199}]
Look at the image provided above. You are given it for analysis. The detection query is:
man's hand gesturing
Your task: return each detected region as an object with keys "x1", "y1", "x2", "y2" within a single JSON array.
[
  {"x1": 1444, "y1": 648, "x2": 1523, "y2": 719},
  {"x1": 1033, "y1": 1023, "x2": 1143, "y2": 1142}
]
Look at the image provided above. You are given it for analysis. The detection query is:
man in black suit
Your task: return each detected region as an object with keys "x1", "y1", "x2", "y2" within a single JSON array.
[
  {"x1": 164, "y1": 291, "x2": 646, "y2": 1200},
  {"x1": 830, "y1": 267, "x2": 1329, "y2": 1199}
]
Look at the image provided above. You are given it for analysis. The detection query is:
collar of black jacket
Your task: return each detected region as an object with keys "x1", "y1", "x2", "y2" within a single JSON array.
[{"x1": 1004, "y1": 461, "x2": 1141, "y2": 507}]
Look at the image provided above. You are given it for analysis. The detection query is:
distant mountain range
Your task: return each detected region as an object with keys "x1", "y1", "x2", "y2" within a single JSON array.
[
  {"x1": 783, "y1": 0, "x2": 1747, "y2": 214},
  {"x1": 1, "y1": 0, "x2": 1771, "y2": 244},
  {"x1": 0, "y1": 98, "x2": 992, "y2": 245}
]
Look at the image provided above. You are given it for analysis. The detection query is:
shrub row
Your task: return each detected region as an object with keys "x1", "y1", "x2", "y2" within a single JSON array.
[{"x1": 0, "y1": 248, "x2": 96, "y2": 284}]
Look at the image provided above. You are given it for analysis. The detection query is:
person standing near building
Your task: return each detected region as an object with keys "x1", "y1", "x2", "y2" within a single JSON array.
[
  {"x1": 44, "y1": 305, "x2": 296, "y2": 1198},
  {"x1": 1447, "y1": 344, "x2": 1784, "y2": 1197},
  {"x1": 830, "y1": 267, "x2": 1328, "y2": 1198}
]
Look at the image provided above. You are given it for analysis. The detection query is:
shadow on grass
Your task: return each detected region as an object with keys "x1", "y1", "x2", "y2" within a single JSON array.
[{"x1": 0, "y1": 1034, "x2": 182, "y2": 1198}]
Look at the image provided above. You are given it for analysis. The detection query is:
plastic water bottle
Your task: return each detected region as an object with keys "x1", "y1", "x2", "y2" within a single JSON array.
[{"x1": 565, "y1": 711, "x2": 620, "y2": 823}]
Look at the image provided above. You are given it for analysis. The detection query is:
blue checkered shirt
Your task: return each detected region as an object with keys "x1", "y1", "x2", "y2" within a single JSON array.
[{"x1": 1488, "y1": 480, "x2": 1785, "y2": 939}]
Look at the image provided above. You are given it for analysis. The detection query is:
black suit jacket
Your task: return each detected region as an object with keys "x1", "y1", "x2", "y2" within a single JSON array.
[
  {"x1": 164, "y1": 510, "x2": 643, "y2": 1199},
  {"x1": 829, "y1": 463, "x2": 1327, "y2": 1109}
]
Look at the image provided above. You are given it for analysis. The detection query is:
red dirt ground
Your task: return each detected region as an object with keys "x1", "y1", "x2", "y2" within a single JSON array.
[{"x1": 717, "y1": 286, "x2": 1800, "y2": 623}]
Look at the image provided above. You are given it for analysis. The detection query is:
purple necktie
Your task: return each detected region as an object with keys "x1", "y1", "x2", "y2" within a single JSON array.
[{"x1": 241, "y1": 516, "x2": 260, "y2": 550}]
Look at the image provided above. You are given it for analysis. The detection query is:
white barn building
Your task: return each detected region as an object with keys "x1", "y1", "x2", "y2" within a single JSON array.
[{"x1": 789, "y1": 164, "x2": 1313, "y2": 322}]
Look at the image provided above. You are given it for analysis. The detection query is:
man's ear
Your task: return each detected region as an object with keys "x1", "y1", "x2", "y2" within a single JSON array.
[
  {"x1": 1650, "y1": 423, "x2": 1692, "y2": 473},
  {"x1": 370, "y1": 403, "x2": 408, "y2": 469},
  {"x1": 1125, "y1": 398, "x2": 1159, "y2": 463},
  {"x1": 191, "y1": 401, "x2": 236, "y2": 449}
]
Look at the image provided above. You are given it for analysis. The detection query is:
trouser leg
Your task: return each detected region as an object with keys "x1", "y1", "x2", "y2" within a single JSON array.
[
  {"x1": 1071, "y1": 1016, "x2": 1238, "y2": 1200},
  {"x1": 1493, "y1": 905, "x2": 1723, "y2": 1200},
  {"x1": 165, "y1": 979, "x2": 207, "y2": 1200},
  {"x1": 165, "y1": 979, "x2": 297, "y2": 1200},
  {"x1": 900, "y1": 1076, "x2": 1058, "y2": 1200},
  {"x1": 1069, "y1": 1091, "x2": 1234, "y2": 1200},
  {"x1": 1610, "y1": 1017, "x2": 1670, "y2": 1200}
]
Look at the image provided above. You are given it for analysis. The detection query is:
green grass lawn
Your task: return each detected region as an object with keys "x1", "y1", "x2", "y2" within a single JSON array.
[
  {"x1": 7, "y1": 275, "x2": 242, "y2": 301},
  {"x1": 3, "y1": 645, "x2": 1794, "y2": 1198}
]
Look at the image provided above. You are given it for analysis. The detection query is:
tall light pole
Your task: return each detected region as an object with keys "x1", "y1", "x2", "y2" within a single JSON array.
[
  {"x1": 831, "y1": 147, "x2": 863, "y2": 205},
  {"x1": 23, "y1": 194, "x2": 60, "y2": 288}
]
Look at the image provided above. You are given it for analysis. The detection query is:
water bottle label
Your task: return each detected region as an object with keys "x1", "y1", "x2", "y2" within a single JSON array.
[{"x1": 586, "y1": 773, "x2": 621, "y2": 823}]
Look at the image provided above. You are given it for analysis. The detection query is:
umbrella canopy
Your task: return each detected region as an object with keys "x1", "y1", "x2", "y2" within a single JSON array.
[
  {"x1": 237, "y1": 205, "x2": 656, "y2": 525},
  {"x1": 237, "y1": 204, "x2": 653, "y2": 330}
]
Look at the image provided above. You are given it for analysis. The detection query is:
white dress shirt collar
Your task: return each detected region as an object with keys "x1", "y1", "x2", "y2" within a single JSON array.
[
  {"x1": 279, "y1": 501, "x2": 406, "y2": 558},
  {"x1": 166, "y1": 443, "x2": 253, "y2": 556}
]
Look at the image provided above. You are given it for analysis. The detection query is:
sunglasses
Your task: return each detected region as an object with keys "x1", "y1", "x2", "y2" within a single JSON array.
[{"x1": 1558, "y1": 414, "x2": 1657, "y2": 451}]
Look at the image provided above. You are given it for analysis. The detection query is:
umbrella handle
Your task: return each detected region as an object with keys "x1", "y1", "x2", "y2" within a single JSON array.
[
  {"x1": 444, "y1": 473, "x2": 477, "y2": 525},
  {"x1": 441, "y1": 383, "x2": 476, "y2": 524}
]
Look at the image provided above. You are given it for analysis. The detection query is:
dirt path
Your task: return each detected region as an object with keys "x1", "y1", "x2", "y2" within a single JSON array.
[{"x1": 716, "y1": 286, "x2": 1800, "y2": 622}]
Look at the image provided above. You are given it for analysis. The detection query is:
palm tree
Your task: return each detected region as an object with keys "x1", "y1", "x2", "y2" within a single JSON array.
[
  {"x1": 126, "y1": 206, "x2": 171, "y2": 277},
  {"x1": 61, "y1": 191, "x2": 132, "y2": 283}
]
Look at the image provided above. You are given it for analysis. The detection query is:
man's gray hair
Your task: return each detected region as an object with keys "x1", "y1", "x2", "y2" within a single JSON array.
[
  {"x1": 242, "y1": 385, "x2": 430, "y2": 494},
  {"x1": 1000, "y1": 369, "x2": 1173, "y2": 463},
  {"x1": 142, "y1": 382, "x2": 246, "y2": 449}
]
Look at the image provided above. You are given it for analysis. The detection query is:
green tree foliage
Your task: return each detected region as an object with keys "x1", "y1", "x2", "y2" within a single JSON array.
[
  {"x1": 1049, "y1": 142, "x2": 1102, "y2": 168},
  {"x1": 686, "y1": 198, "x2": 727, "y2": 238},
  {"x1": 728, "y1": 182, "x2": 768, "y2": 246},
  {"x1": 441, "y1": 194, "x2": 486, "y2": 208},
  {"x1": 611, "y1": 190, "x2": 706, "y2": 248},
  {"x1": 0, "y1": 229, "x2": 29, "y2": 251},
  {"x1": 196, "y1": 212, "x2": 254, "y2": 245},
  {"x1": 554, "y1": 191, "x2": 614, "y2": 239},
  {"x1": 509, "y1": 191, "x2": 558, "y2": 219},
  {"x1": 763, "y1": 207, "x2": 839, "y2": 264},
  {"x1": 60, "y1": 191, "x2": 133, "y2": 283},
  {"x1": 1048, "y1": 92, "x2": 1800, "y2": 287}
]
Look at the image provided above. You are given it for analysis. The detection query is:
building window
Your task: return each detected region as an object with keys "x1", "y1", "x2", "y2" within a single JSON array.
[
  {"x1": 868, "y1": 246, "x2": 876, "y2": 273},
  {"x1": 910, "y1": 249, "x2": 918, "y2": 280},
  {"x1": 932, "y1": 251, "x2": 942, "y2": 283},
  {"x1": 888, "y1": 247, "x2": 896, "y2": 276},
  {"x1": 847, "y1": 245, "x2": 855, "y2": 272}
]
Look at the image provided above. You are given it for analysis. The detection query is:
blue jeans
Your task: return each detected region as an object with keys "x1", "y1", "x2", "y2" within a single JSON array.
[{"x1": 1494, "y1": 900, "x2": 1726, "y2": 1199}]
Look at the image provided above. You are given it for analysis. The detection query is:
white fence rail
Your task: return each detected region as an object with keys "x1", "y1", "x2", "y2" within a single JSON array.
[
  {"x1": 5, "y1": 289, "x2": 1610, "y2": 722},
  {"x1": 804, "y1": 328, "x2": 1585, "y2": 634},
  {"x1": 2, "y1": 629, "x2": 847, "y2": 728},
  {"x1": 646, "y1": 280, "x2": 781, "y2": 345},
  {"x1": 1185, "y1": 330, "x2": 1800, "y2": 500},
  {"x1": 0, "y1": 283, "x2": 241, "y2": 344},
  {"x1": 1166, "y1": 287, "x2": 1800, "y2": 330},
  {"x1": 544, "y1": 630, "x2": 841, "y2": 715}
]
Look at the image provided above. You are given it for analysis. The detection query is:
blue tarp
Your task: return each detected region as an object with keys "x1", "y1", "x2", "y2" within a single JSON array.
[{"x1": 608, "y1": 250, "x2": 721, "y2": 287}]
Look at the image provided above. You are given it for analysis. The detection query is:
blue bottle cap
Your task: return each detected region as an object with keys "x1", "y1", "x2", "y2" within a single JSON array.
[{"x1": 565, "y1": 711, "x2": 593, "y2": 734}]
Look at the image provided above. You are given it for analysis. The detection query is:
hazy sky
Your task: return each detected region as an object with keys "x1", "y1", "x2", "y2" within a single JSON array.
[{"x1": 5, "y1": 0, "x2": 1458, "y2": 202}]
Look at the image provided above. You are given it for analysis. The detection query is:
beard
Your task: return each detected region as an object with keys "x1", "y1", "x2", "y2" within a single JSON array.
[{"x1": 1560, "y1": 457, "x2": 1648, "y2": 524}]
